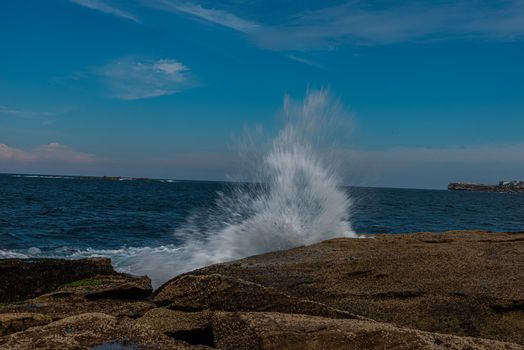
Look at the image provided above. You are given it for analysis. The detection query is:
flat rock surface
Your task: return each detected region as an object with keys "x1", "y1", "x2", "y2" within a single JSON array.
[
  {"x1": 0, "y1": 313, "x2": 201, "y2": 350},
  {"x1": 212, "y1": 311, "x2": 523, "y2": 350},
  {"x1": 189, "y1": 230, "x2": 524, "y2": 344},
  {"x1": 154, "y1": 273, "x2": 360, "y2": 319}
]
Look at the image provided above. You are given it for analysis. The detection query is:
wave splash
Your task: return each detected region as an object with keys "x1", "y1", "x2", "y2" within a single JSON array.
[
  {"x1": 150, "y1": 89, "x2": 356, "y2": 286},
  {"x1": 6, "y1": 90, "x2": 356, "y2": 287}
]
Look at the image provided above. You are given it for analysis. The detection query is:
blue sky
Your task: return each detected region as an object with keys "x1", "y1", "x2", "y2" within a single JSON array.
[{"x1": 1, "y1": 0, "x2": 524, "y2": 188}]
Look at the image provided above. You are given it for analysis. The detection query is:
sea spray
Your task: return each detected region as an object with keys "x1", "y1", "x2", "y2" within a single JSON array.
[
  {"x1": 128, "y1": 89, "x2": 356, "y2": 286},
  {"x1": 7, "y1": 90, "x2": 357, "y2": 287}
]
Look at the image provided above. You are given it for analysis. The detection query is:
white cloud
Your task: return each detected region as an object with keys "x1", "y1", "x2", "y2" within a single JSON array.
[
  {"x1": 0, "y1": 144, "x2": 34, "y2": 162},
  {"x1": 251, "y1": 1, "x2": 524, "y2": 50},
  {"x1": 286, "y1": 55, "x2": 325, "y2": 69},
  {"x1": 69, "y1": 0, "x2": 139, "y2": 23},
  {"x1": 0, "y1": 106, "x2": 54, "y2": 118},
  {"x1": 148, "y1": 0, "x2": 259, "y2": 32},
  {"x1": 99, "y1": 57, "x2": 195, "y2": 100},
  {"x1": 145, "y1": 1, "x2": 524, "y2": 51},
  {"x1": 0, "y1": 143, "x2": 95, "y2": 164}
]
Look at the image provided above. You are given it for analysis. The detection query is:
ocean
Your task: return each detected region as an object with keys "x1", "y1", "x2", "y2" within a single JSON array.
[
  {"x1": 3, "y1": 174, "x2": 524, "y2": 254},
  {"x1": 2, "y1": 174, "x2": 524, "y2": 276},
  {"x1": 4, "y1": 91, "x2": 523, "y2": 287}
]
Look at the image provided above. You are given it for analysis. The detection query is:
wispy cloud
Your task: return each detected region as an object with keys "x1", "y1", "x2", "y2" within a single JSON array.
[
  {"x1": 145, "y1": 1, "x2": 524, "y2": 51},
  {"x1": 147, "y1": 0, "x2": 259, "y2": 32},
  {"x1": 0, "y1": 142, "x2": 95, "y2": 164},
  {"x1": 286, "y1": 55, "x2": 325, "y2": 69},
  {"x1": 69, "y1": 0, "x2": 139, "y2": 23},
  {"x1": 0, "y1": 106, "x2": 54, "y2": 119},
  {"x1": 252, "y1": 1, "x2": 524, "y2": 50},
  {"x1": 99, "y1": 57, "x2": 195, "y2": 100}
]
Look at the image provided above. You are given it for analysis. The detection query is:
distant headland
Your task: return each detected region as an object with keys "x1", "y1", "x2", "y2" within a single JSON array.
[
  {"x1": 5, "y1": 173, "x2": 176, "y2": 183},
  {"x1": 448, "y1": 180, "x2": 524, "y2": 193}
]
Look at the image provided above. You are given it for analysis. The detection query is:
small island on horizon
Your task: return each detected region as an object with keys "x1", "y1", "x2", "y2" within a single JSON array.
[{"x1": 448, "y1": 180, "x2": 524, "y2": 193}]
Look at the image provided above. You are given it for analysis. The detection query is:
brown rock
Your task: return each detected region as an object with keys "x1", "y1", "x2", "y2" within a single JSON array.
[
  {"x1": 0, "y1": 274, "x2": 155, "y2": 321},
  {"x1": 211, "y1": 312, "x2": 524, "y2": 350},
  {"x1": 0, "y1": 312, "x2": 201, "y2": 350},
  {"x1": 190, "y1": 230, "x2": 524, "y2": 344},
  {"x1": 137, "y1": 308, "x2": 214, "y2": 346},
  {"x1": 0, "y1": 313, "x2": 51, "y2": 336},
  {"x1": 0, "y1": 299, "x2": 155, "y2": 321},
  {"x1": 155, "y1": 273, "x2": 359, "y2": 319},
  {"x1": 0, "y1": 258, "x2": 117, "y2": 302},
  {"x1": 53, "y1": 274, "x2": 153, "y2": 300}
]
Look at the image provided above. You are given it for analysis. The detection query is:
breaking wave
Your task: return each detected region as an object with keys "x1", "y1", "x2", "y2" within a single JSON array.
[
  {"x1": 150, "y1": 89, "x2": 356, "y2": 285},
  {"x1": 5, "y1": 89, "x2": 356, "y2": 287}
]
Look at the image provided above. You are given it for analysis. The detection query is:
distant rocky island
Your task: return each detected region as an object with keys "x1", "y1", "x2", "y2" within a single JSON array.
[
  {"x1": 8, "y1": 174, "x2": 176, "y2": 183},
  {"x1": 448, "y1": 180, "x2": 524, "y2": 193}
]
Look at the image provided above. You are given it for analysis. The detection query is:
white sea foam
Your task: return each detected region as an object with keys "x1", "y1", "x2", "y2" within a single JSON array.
[{"x1": 0, "y1": 249, "x2": 31, "y2": 259}]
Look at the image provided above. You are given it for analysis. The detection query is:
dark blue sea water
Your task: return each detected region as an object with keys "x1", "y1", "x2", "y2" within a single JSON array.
[
  {"x1": 1, "y1": 173, "x2": 523, "y2": 284},
  {"x1": 2, "y1": 173, "x2": 524, "y2": 252}
]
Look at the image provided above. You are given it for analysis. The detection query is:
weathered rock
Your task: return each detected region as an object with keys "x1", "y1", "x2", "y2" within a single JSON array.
[
  {"x1": 211, "y1": 312, "x2": 524, "y2": 350},
  {"x1": 0, "y1": 312, "x2": 204, "y2": 350},
  {"x1": 190, "y1": 230, "x2": 524, "y2": 344},
  {"x1": 155, "y1": 273, "x2": 360, "y2": 319},
  {"x1": 0, "y1": 274, "x2": 155, "y2": 321},
  {"x1": 53, "y1": 274, "x2": 153, "y2": 300},
  {"x1": 1, "y1": 231, "x2": 523, "y2": 348},
  {"x1": 0, "y1": 258, "x2": 117, "y2": 302},
  {"x1": 0, "y1": 313, "x2": 52, "y2": 336},
  {"x1": 0, "y1": 299, "x2": 155, "y2": 321},
  {"x1": 137, "y1": 308, "x2": 214, "y2": 346}
]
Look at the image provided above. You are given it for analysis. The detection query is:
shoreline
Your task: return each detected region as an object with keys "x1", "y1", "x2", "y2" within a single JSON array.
[{"x1": 1, "y1": 230, "x2": 523, "y2": 349}]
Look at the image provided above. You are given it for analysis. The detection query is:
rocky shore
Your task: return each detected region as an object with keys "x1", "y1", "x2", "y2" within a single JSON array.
[
  {"x1": 448, "y1": 181, "x2": 524, "y2": 193},
  {"x1": 1, "y1": 230, "x2": 523, "y2": 349}
]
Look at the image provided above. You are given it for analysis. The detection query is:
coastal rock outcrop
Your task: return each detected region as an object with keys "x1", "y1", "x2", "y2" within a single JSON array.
[
  {"x1": 0, "y1": 274, "x2": 155, "y2": 321},
  {"x1": 190, "y1": 230, "x2": 524, "y2": 345},
  {"x1": 154, "y1": 273, "x2": 360, "y2": 319},
  {"x1": 0, "y1": 258, "x2": 117, "y2": 302},
  {"x1": 1, "y1": 230, "x2": 523, "y2": 349},
  {"x1": 448, "y1": 180, "x2": 524, "y2": 192},
  {"x1": 137, "y1": 308, "x2": 215, "y2": 346},
  {"x1": 0, "y1": 312, "x2": 204, "y2": 350},
  {"x1": 211, "y1": 311, "x2": 522, "y2": 350},
  {"x1": 0, "y1": 313, "x2": 52, "y2": 336}
]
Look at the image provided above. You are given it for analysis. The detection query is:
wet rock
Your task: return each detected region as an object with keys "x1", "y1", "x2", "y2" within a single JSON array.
[
  {"x1": 192, "y1": 230, "x2": 524, "y2": 344},
  {"x1": 0, "y1": 312, "x2": 200, "y2": 350},
  {"x1": 0, "y1": 313, "x2": 52, "y2": 336},
  {"x1": 0, "y1": 258, "x2": 117, "y2": 302},
  {"x1": 155, "y1": 274, "x2": 359, "y2": 319},
  {"x1": 211, "y1": 311, "x2": 524, "y2": 350}
]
